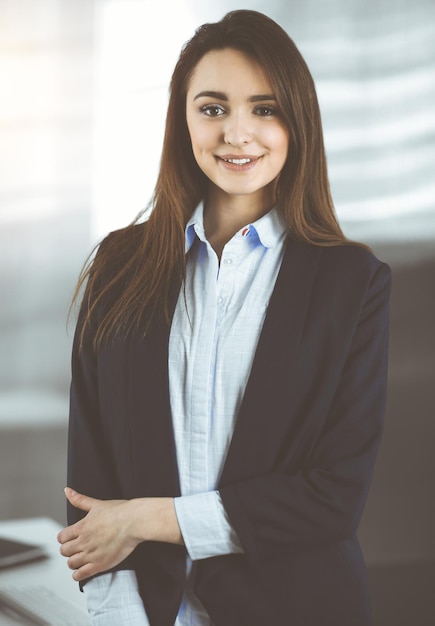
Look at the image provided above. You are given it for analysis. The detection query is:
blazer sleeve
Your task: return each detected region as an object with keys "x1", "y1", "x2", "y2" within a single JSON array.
[
  {"x1": 219, "y1": 259, "x2": 392, "y2": 564},
  {"x1": 67, "y1": 238, "x2": 121, "y2": 526}
]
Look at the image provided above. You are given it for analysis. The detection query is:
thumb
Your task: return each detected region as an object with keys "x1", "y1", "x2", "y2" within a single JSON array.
[{"x1": 64, "y1": 487, "x2": 96, "y2": 512}]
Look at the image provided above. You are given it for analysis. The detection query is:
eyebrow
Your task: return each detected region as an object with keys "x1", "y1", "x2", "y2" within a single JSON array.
[{"x1": 193, "y1": 90, "x2": 277, "y2": 102}]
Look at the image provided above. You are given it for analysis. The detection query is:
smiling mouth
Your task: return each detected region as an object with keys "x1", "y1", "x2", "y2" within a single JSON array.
[
  {"x1": 218, "y1": 156, "x2": 261, "y2": 170},
  {"x1": 222, "y1": 157, "x2": 254, "y2": 165}
]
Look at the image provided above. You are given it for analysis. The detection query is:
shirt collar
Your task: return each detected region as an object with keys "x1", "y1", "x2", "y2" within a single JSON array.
[
  {"x1": 250, "y1": 207, "x2": 287, "y2": 248},
  {"x1": 185, "y1": 202, "x2": 207, "y2": 252},
  {"x1": 185, "y1": 201, "x2": 287, "y2": 253}
]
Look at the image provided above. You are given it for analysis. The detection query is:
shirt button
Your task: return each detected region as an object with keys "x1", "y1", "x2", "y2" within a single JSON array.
[
  {"x1": 218, "y1": 296, "x2": 224, "y2": 305},
  {"x1": 224, "y1": 258, "x2": 233, "y2": 265}
]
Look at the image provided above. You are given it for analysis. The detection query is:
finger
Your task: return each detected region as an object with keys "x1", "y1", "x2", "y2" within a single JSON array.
[
  {"x1": 72, "y1": 562, "x2": 99, "y2": 582},
  {"x1": 59, "y1": 539, "x2": 81, "y2": 558},
  {"x1": 64, "y1": 487, "x2": 97, "y2": 512},
  {"x1": 67, "y1": 552, "x2": 89, "y2": 571},
  {"x1": 57, "y1": 525, "x2": 79, "y2": 545}
]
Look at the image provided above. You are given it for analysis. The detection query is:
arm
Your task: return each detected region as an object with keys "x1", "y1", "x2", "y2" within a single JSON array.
[
  {"x1": 219, "y1": 261, "x2": 392, "y2": 563},
  {"x1": 58, "y1": 489, "x2": 182, "y2": 582},
  {"x1": 63, "y1": 238, "x2": 184, "y2": 582},
  {"x1": 58, "y1": 487, "x2": 245, "y2": 579},
  {"x1": 64, "y1": 242, "x2": 242, "y2": 576},
  {"x1": 67, "y1": 273, "x2": 119, "y2": 522}
]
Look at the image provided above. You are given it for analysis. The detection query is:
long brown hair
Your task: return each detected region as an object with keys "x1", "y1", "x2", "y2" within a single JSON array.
[{"x1": 75, "y1": 9, "x2": 350, "y2": 349}]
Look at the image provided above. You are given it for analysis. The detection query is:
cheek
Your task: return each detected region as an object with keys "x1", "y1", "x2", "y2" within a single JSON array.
[
  {"x1": 264, "y1": 125, "x2": 289, "y2": 157},
  {"x1": 187, "y1": 118, "x2": 213, "y2": 153},
  {"x1": 193, "y1": 128, "x2": 218, "y2": 154},
  {"x1": 273, "y1": 126, "x2": 289, "y2": 150},
  {"x1": 276, "y1": 133, "x2": 290, "y2": 159}
]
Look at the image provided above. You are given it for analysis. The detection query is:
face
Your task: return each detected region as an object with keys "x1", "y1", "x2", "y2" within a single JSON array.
[{"x1": 185, "y1": 48, "x2": 289, "y2": 212}]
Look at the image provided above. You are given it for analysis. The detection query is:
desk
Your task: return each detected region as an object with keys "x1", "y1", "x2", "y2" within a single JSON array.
[{"x1": 0, "y1": 517, "x2": 90, "y2": 625}]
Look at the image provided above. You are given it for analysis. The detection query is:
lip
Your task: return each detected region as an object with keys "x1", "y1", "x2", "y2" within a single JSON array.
[{"x1": 216, "y1": 154, "x2": 261, "y2": 171}]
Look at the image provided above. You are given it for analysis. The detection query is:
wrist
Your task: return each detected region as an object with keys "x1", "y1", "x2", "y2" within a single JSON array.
[{"x1": 127, "y1": 498, "x2": 183, "y2": 546}]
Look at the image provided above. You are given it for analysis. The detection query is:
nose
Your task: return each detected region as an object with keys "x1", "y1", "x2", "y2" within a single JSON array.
[{"x1": 223, "y1": 112, "x2": 252, "y2": 146}]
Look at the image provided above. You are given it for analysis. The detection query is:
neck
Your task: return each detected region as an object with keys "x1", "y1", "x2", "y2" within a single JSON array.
[{"x1": 203, "y1": 184, "x2": 275, "y2": 258}]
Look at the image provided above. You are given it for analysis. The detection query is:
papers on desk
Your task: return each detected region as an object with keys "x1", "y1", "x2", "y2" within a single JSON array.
[
  {"x1": 0, "y1": 518, "x2": 90, "y2": 625},
  {"x1": 0, "y1": 537, "x2": 48, "y2": 569}
]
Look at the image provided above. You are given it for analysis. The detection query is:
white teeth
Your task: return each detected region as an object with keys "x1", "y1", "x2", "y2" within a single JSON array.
[{"x1": 224, "y1": 158, "x2": 252, "y2": 165}]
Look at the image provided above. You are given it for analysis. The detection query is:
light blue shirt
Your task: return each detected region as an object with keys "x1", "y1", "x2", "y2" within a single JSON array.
[{"x1": 84, "y1": 204, "x2": 287, "y2": 625}]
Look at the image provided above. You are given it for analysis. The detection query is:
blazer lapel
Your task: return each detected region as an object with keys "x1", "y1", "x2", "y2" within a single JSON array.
[{"x1": 220, "y1": 239, "x2": 322, "y2": 484}]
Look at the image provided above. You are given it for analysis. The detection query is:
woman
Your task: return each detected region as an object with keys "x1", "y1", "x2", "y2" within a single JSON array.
[{"x1": 58, "y1": 10, "x2": 391, "y2": 626}]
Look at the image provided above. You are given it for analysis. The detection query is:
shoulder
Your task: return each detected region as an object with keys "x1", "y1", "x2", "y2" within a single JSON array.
[
  {"x1": 318, "y1": 244, "x2": 392, "y2": 314},
  {"x1": 94, "y1": 222, "x2": 147, "y2": 277},
  {"x1": 82, "y1": 222, "x2": 147, "y2": 310},
  {"x1": 306, "y1": 241, "x2": 391, "y2": 289},
  {"x1": 284, "y1": 239, "x2": 391, "y2": 305},
  {"x1": 320, "y1": 242, "x2": 388, "y2": 271},
  {"x1": 98, "y1": 222, "x2": 146, "y2": 257}
]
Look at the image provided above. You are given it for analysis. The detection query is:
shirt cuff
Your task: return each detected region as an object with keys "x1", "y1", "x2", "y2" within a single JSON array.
[
  {"x1": 174, "y1": 490, "x2": 244, "y2": 561},
  {"x1": 84, "y1": 571, "x2": 150, "y2": 625}
]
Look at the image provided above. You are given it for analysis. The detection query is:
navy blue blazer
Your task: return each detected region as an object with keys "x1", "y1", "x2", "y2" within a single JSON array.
[{"x1": 67, "y1": 230, "x2": 391, "y2": 626}]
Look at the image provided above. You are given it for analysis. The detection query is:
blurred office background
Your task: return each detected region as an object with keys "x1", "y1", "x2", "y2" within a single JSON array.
[{"x1": 0, "y1": 0, "x2": 434, "y2": 624}]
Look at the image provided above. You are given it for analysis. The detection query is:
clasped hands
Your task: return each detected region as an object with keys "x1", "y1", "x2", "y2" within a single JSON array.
[{"x1": 57, "y1": 488, "x2": 182, "y2": 582}]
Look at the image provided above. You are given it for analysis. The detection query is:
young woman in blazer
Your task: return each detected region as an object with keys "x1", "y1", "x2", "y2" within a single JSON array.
[{"x1": 58, "y1": 10, "x2": 391, "y2": 626}]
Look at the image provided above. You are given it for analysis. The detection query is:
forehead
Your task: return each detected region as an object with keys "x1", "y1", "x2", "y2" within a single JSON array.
[{"x1": 187, "y1": 48, "x2": 273, "y2": 97}]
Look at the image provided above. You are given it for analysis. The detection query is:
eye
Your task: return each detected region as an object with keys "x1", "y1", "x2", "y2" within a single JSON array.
[
  {"x1": 200, "y1": 104, "x2": 226, "y2": 117},
  {"x1": 253, "y1": 105, "x2": 277, "y2": 117}
]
